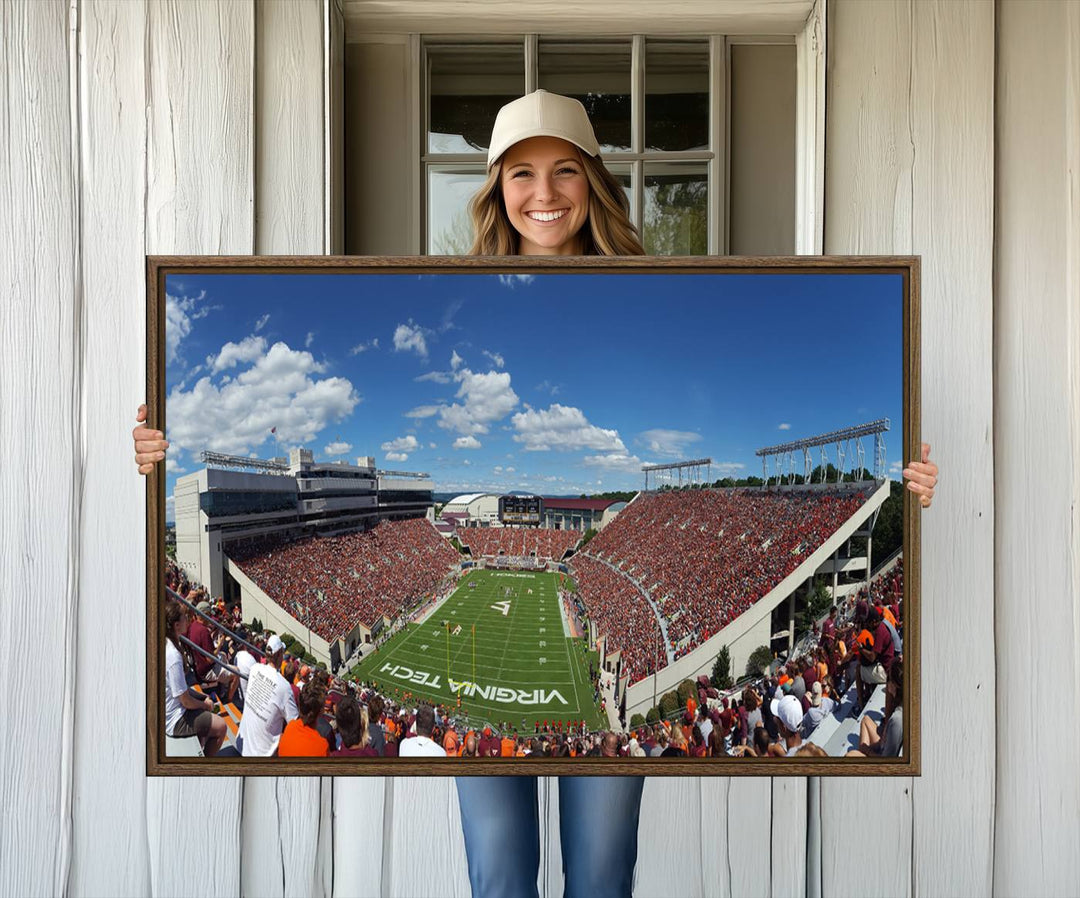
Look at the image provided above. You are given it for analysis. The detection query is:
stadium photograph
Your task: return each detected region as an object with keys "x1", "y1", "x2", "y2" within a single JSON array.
[{"x1": 152, "y1": 260, "x2": 915, "y2": 772}]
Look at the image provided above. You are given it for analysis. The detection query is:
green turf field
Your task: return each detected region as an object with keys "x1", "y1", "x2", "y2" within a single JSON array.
[{"x1": 352, "y1": 570, "x2": 605, "y2": 730}]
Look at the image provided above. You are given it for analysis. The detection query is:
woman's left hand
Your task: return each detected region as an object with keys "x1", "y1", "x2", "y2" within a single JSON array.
[{"x1": 902, "y1": 442, "x2": 938, "y2": 508}]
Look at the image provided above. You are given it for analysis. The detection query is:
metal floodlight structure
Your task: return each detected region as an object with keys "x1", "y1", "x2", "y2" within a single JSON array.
[
  {"x1": 755, "y1": 418, "x2": 890, "y2": 486},
  {"x1": 200, "y1": 450, "x2": 290, "y2": 475},
  {"x1": 641, "y1": 457, "x2": 713, "y2": 491}
]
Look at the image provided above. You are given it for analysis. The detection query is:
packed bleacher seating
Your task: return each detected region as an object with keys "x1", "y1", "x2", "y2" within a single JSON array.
[
  {"x1": 568, "y1": 554, "x2": 665, "y2": 684},
  {"x1": 458, "y1": 527, "x2": 581, "y2": 562},
  {"x1": 164, "y1": 553, "x2": 902, "y2": 760},
  {"x1": 229, "y1": 518, "x2": 460, "y2": 640},
  {"x1": 573, "y1": 487, "x2": 868, "y2": 679}
]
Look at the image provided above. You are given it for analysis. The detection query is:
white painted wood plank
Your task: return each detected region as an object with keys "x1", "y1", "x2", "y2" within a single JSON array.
[
  {"x1": 243, "y1": 4, "x2": 332, "y2": 895},
  {"x1": 994, "y1": 3, "x2": 1080, "y2": 895},
  {"x1": 0, "y1": 1, "x2": 77, "y2": 894},
  {"x1": 144, "y1": 3, "x2": 254, "y2": 894},
  {"x1": 635, "y1": 776, "x2": 705, "y2": 897},
  {"x1": 332, "y1": 778, "x2": 387, "y2": 898},
  {"x1": 908, "y1": 3, "x2": 996, "y2": 896},
  {"x1": 821, "y1": 4, "x2": 916, "y2": 894},
  {"x1": 256, "y1": 0, "x2": 324, "y2": 255},
  {"x1": 725, "y1": 779, "x2": 774, "y2": 898},
  {"x1": 384, "y1": 777, "x2": 471, "y2": 898},
  {"x1": 698, "y1": 778, "x2": 733, "y2": 898},
  {"x1": 69, "y1": 1, "x2": 152, "y2": 894},
  {"x1": 771, "y1": 777, "x2": 807, "y2": 898}
]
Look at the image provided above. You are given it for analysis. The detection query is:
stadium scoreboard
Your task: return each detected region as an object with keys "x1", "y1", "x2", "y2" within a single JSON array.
[{"x1": 499, "y1": 495, "x2": 542, "y2": 525}]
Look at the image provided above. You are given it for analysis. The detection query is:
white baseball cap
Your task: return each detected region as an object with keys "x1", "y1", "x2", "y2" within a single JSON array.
[
  {"x1": 486, "y1": 90, "x2": 600, "y2": 169},
  {"x1": 770, "y1": 695, "x2": 804, "y2": 734},
  {"x1": 266, "y1": 634, "x2": 285, "y2": 655}
]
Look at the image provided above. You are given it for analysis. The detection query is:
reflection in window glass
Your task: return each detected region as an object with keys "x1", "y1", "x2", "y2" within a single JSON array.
[
  {"x1": 428, "y1": 44, "x2": 524, "y2": 154},
  {"x1": 645, "y1": 41, "x2": 709, "y2": 152},
  {"x1": 538, "y1": 41, "x2": 632, "y2": 153},
  {"x1": 605, "y1": 163, "x2": 634, "y2": 219},
  {"x1": 643, "y1": 164, "x2": 707, "y2": 255},
  {"x1": 428, "y1": 168, "x2": 487, "y2": 254}
]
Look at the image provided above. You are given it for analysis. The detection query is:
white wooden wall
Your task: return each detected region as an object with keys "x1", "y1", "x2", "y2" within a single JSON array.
[{"x1": 1, "y1": 1, "x2": 1077, "y2": 896}]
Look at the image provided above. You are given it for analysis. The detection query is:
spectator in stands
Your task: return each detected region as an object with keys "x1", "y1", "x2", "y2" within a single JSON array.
[
  {"x1": 821, "y1": 605, "x2": 837, "y2": 649},
  {"x1": 800, "y1": 681, "x2": 836, "y2": 739},
  {"x1": 236, "y1": 635, "x2": 298, "y2": 757},
  {"x1": 279, "y1": 677, "x2": 330, "y2": 757},
  {"x1": 770, "y1": 695, "x2": 805, "y2": 757},
  {"x1": 366, "y1": 694, "x2": 387, "y2": 756},
  {"x1": 601, "y1": 732, "x2": 620, "y2": 758},
  {"x1": 331, "y1": 696, "x2": 378, "y2": 758},
  {"x1": 399, "y1": 703, "x2": 446, "y2": 757},
  {"x1": 847, "y1": 661, "x2": 904, "y2": 758},
  {"x1": 164, "y1": 602, "x2": 227, "y2": 757},
  {"x1": 460, "y1": 733, "x2": 480, "y2": 758}
]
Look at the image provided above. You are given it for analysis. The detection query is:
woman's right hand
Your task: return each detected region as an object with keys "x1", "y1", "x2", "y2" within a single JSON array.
[{"x1": 133, "y1": 403, "x2": 169, "y2": 475}]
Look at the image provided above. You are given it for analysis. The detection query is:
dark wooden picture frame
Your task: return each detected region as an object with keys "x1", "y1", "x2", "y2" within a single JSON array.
[{"x1": 146, "y1": 255, "x2": 920, "y2": 777}]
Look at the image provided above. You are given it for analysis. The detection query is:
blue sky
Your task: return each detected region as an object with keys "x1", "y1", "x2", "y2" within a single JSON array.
[{"x1": 163, "y1": 271, "x2": 904, "y2": 514}]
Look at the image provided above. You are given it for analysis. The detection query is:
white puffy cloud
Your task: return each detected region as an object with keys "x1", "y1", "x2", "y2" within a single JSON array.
[
  {"x1": 305, "y1": 331, "x2": 315, "y2": 348},
  {"x1": 498, "y1": 274, "x2": 535, "y2": 288},
  {"x1": 415, "y1": 371, "x2": 451, "y2": 384},
  {"x1": 778, "y1": 422, "x2": 792, "y2": 430},
  {"x1": 405, "y1": 404, "x2": 442, "y2": 419},
  {"x1": 636, "y1": 428, "x2": 702, "y2": 457},
  {"x1": 454, "y1": 436, "x2": 482, "y2": 450},
  {"x1": 512, "y1": 404, "x2": 625, "y2": 452},
  {"x1": 165, "y1": 458, "x2": 186, "y2": 475},
  {"x1": 381, "y1": 435, "x2": 419, "y2": 454},
  {"x1": 438, "y1": 368, "x2": 519, "y2": 436},
  {"x1": 583, "y1": 452, "x2": 645, "y2": 472},
  {"x1": 386, "y1": 451, "x2": 408, "y2": 462},
  {"x1": 254, "y1": 313, "x2": 270, "y2": 332},
  {"x1": 393, "y1": 321, "x2": 428, "y2": 357},
  {"x1": 450, "y1": 350, "x2": 464, "y2": 370},
  {"x1": 164, "y1": 289, "x2": 208, "y2": 365},
  {"x1": 324, "y1": 441, "x2": 353, "y2": 456},
  {"x1": 166, "y1": 340, "x2": 360, "y2": 456},
  {"x1": 209, "y1": 335, "x2": 267, "y2": 374},
  {"x1": 483, "y1": 350, "x2": 505, "y2": 369},
  {"x1": 349, "y1": 337, "x2": 379, "y2": 355},
  {"x1": 428, "y1": 442, "x2": 437, "y2": 449}
]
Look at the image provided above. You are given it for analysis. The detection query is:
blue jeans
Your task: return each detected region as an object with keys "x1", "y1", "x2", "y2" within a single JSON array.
[{"x1": 455, "y1": 776, "x2": 645, "y2": 898}]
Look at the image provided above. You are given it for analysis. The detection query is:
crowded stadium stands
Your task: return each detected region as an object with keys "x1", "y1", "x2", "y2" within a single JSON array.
[
  {"x1": 229, "y1": 518, "x2": 460, "y2": 639},
  {"x1": 458, "y1": 527, "x2": 582, "y2": 562},
  {"x1": 571, "y1": 487, "x2": 869, "y2": 679}
]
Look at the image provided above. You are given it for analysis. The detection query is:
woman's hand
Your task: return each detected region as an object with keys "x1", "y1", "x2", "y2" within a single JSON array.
[
  {"x1": 133, "y1": 403, "x2": 169, "y2": 475},
  {"x1": 902, "y1": 442, "x2": 938, "y2": 508}
]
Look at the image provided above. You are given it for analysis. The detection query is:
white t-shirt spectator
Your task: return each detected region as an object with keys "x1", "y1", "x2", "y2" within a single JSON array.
[
  {"x1": 164, "y1": 639, "x2": 188, "y2": 735},
  {"x1": 399, "y1": 735, "x2": 447, "y2": 757},
  {"x1": 237, "y1": 662, "x2": 298, "y2": 756}
]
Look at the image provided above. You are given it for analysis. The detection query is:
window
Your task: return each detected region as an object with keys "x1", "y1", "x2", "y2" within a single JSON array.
[{"x1": 421, "y1": 36, "x2": 795, "y2": 256}]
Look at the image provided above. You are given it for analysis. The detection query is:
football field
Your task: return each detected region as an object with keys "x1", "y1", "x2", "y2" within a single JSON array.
[{"x1": 352, "y1": 570, "x2": 605, "y2": 730}]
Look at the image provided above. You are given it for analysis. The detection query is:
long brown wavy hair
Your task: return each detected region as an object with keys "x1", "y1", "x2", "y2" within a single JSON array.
[{"x1": 468, "y1": 149, "x2": 645, "y2": 256}]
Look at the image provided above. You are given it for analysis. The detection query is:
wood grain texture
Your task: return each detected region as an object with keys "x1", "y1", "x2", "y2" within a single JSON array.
[
  {"x1": 635, "y1": 777, "x2": 705, "y2": 897},
  {"x1": 383, "y1": 777, "x2": 471, "y2": 898},
  {"x1": 0, "y1": 2, "x2": 78, "y2": 896},
  {"x1": 69, "y1": 2, "x2": 152, "y2": 894},
  {"x1": 255, "y1": 0, "x2": 324, "y2": 255},
  {"x1": 144, "y1": 2, "x2": 254, "y2": 894},
  {"x1": 994, "y1": 3, "x2": 1080, "y2": 895},
  {"x1": 908, "y1": 2, "x2": 995, "y2": 895},
  {"x1": 244, "y1": 4, "x2": 333, "y2": 895},
  {"x1": 821, "y1": 3, "x2": 916, "y2": 894},
  {"x1": 332, "y1": 778, "x2": 387, "y2": 898}
]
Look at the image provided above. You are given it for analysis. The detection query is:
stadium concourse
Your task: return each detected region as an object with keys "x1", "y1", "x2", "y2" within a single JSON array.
[{"x1": 164, "y1": 494, "x2": 904, "y2": 760}]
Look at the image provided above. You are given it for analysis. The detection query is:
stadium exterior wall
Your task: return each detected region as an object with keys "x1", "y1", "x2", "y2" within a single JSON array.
[
  {"x1": 225, "y1": 557, "x2": 346, "y2": 669},
  {"x1": 622, "y1": 479, "x2": 891, "y2": 718}
]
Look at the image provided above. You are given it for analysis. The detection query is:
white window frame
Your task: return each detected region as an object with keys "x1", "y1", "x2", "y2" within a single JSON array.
[{"x1": 406, "y1": 0, "x2": 825, "y2": 256}]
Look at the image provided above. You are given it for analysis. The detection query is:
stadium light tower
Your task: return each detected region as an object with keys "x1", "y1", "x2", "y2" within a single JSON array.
[
  {"x1": 641, "y1": 458, "x2": 713, "y2": 491},
  {"x1": 756, "y1": 419, "x2": 890, "y2": 485}
]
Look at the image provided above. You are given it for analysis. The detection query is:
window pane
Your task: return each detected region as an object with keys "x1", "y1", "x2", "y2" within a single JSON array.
[
  {"x1": 604, "y1": 163, "x2": 634, "y2": 222},
  {"x1": 645, "y1": 40, "x2": 709, "y2": 152},
  {"x1": 538, "y1": 40, "x2": 632, "y2": 153},
  {"x1": 643, "y1": 163, "x2": 707, "y2": 255},
  {"x1": 428, "y1": 167, "x2": 487, "y2": 254},
  {"x1": 428, "y1": 44, "x2": 524, "y2": 154}
]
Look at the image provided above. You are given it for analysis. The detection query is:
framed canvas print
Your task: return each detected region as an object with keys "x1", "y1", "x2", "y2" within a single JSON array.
[{"x1": 146, "y1": 256, "x2": 920, "y2": 776}]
